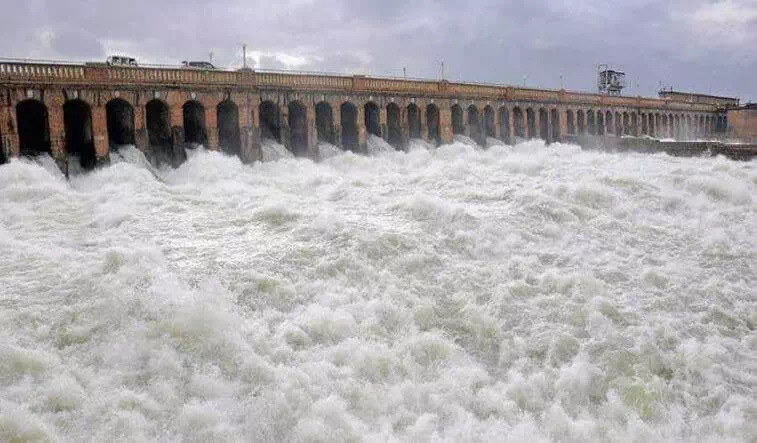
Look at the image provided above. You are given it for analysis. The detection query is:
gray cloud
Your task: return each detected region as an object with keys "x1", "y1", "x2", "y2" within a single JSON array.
[{"x1": 1, "y1": 0, "x2": 754, "y2": 102}]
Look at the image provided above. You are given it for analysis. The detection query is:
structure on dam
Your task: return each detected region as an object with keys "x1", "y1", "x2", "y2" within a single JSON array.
[{"x1": 0, "y1": 59, "x2": 748, "y2": 170}]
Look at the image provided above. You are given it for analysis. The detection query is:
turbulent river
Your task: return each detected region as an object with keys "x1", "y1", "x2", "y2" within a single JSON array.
[{"x1": 1, "y1": 140, "x2": 756, "y2": 442}]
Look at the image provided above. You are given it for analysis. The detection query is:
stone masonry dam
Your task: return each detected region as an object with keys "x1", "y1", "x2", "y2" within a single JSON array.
[{"x1": 0, "y1": 60, "x2": 754, "y2": 171}]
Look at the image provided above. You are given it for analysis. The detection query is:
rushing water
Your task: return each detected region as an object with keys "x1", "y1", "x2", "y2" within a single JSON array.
[
  {"x1": 1, "y1": 141, "x2": 756, "y2": 442},
  {"x1": 261, "y1": 139, "x2": 295, "y2": 162},
  {"x1": 366, "y1": 135, "x2": 396, "y2": 156}
]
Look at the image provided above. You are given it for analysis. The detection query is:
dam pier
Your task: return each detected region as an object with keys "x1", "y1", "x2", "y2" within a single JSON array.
[{"x1": 0, "y1": 59, "x2": 755, "y2": 171}]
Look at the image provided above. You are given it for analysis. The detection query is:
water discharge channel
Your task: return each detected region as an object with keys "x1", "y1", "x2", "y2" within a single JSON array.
[{"x1": 0, "y1": 141, "x2": 755, "y2": 441}]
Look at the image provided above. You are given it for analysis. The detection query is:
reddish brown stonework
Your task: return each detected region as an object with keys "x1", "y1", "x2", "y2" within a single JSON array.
[
  {"x1": 727, "y1": 106, "x2": 757, "y2": 142},
  {"x1": 0, "y1": 60, "x2": 738, "y2": 166}
]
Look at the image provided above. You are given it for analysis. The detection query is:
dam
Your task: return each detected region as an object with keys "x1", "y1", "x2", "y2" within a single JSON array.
[{"x1": 2, "y1": 58, "x2": 754, "y2": 172}]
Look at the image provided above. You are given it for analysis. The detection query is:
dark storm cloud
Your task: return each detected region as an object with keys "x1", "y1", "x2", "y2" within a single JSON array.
[{"x1": 1, "y1": 0, "x2": 755, "y2": 101}]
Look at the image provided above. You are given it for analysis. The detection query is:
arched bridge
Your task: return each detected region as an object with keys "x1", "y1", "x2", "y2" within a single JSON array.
[{"x1": 0, "y1": 60, "x2": 727, "y2": 169}]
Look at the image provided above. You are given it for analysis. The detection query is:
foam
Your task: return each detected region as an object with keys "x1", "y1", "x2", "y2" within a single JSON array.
[{"x1": 0, "y1": 141, "x2": 755, "y2": 441}]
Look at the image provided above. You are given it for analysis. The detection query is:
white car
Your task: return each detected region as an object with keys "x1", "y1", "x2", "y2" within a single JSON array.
[
  {"x1": 182, "y1": 61, "x2": 216, "y2": 70},
  {"x1": 107, "y1": 56, "x2": 138, "y2": 67}
]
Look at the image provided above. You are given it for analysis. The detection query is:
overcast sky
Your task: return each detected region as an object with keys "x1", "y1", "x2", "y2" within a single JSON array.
[{"x1": 1, "y1": 0, "x2": 755, "y2": 101}]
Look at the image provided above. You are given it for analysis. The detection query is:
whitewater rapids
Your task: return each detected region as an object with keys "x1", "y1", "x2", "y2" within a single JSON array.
[{"x1": 0, "y1": 140, "x2": 755, "y2": 442}]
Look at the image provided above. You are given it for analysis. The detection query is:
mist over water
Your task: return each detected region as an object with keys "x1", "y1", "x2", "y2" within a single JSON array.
[{"x1": 1, "y1": 141, "x2": 756, "y2": 441}]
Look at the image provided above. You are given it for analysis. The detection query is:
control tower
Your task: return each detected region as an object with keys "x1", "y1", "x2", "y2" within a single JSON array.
[{"x1": 598, "y1": 64, "x2": 626, "y2": 96}]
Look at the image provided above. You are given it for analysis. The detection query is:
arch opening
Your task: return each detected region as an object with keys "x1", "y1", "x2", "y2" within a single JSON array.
[
  {"x1": 288, "y1": 101, "x2": 308, "y2": 156},
  {"x1": 146, "y1": 99, "x2": 180, "y2": 166},
  {"x1": 426, "y1": 104, "x2": 440, "y2": 145},
  {"x1": 217, "y1": 100, "x2": 241, "y2": 157},
  {"x1": 387, "y1": 103, "x2": 402, "y2": 149},
  {"x1": 655, "y1": 114, "x2": 661, "y2": 137},
  {"x1": 551, "y1": 109, "x2": 560, "y2": 141},
  {"x1": 315, "y1": 102, "x2": 334, "y2": 145},
  {"x1": 63, "y1": 99, "x2": 96, "y2": 170},
  {"x1": 538, "y1": 108, "x2": 549, "y2": 141},
  {"x1": 587, "y1": 110, "x2": 596, "y2": 135},
  {"x1": 661, "y1": 115, "x2": 668, "y2": 137},
  {"x1": 259, "y1": 101, "x2": 281, "y2": 142},
  {"x1": 364, "y1": 102, "x2": 381, "y2": 137},
  {"x1": 513, "y1": 107, "x2": 524, "y2": 138},
  {"x1": 340, "y1": 102, "x2": 358, "y2": 152},
  {"x1": 16, "y1": 99, "x2": 51, "y2": 157},
  {"x1": 451, "y1": 105, "x2": 464, "y2": 135},
  {"x1": 407, "y1": 104, "x2": 421, "y2": 140},
  {"x1": 685, "y1": 116, "x2": 690, "y2": 139},
  {"x1": 106, "y1": 98, "x2": 135, "y2": 149},
  {"x1": 567, "y1": 110, "x2": 575, "y2": 135},
  {"x1": 468, "y1": 105, "x2": 482, "y2": 145},
  {"x1": 498, "y1": 107, "x2": 510, "y2": 142},
  {"x1": 526, "y1": 108, "x2": 536, "y2": 139},
  {"x1": 597, "y1": 112, "x2": 605, "y2": 135},
  {"x1": 483, "y1": 106, "x2": 495, "y2": 140},
  {"x1": 577, "y1": 110, "x2": 585, "y2": 135},
  {"x1": 182, "y1": 101, "x2": 207, "y2": 148},
  {"x1": 699, "y1": 116, "x2": 704, "y2": 137},
  {"x1": 606, "y1": 111, "x2": 613, "y2": 135},
  {"x1": 674, "y1": 115, "x2": 680, "y2": 138},
  {"x1": 631, "y1": 113, "x2": 638, "y2": 136},
  {"x1": 622, "y1": 113, "x2": 630, "y2": 135}
]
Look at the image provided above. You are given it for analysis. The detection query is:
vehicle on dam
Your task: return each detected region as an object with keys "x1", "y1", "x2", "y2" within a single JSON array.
[
  {"x1": 106, "y1": 55, "x2": 138, "y2": 67},
  {"x1": 181, "y1": 61, "x2": 216, "y2": 70}
]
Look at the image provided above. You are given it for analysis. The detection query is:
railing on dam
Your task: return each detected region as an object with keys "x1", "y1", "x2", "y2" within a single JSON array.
[
  {"x1": 255, "y1": 71, "x2": 354, "y2": 90},
  {"x1": 0, "y1": 59, "x2": 718, "y2": 112},
  {"x1": 0, "y1": 62, "x2": 85, "y2": 81}
]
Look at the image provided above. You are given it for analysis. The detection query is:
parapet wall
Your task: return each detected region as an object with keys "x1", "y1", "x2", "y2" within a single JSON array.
[{"x1": 0, "y1": 61, "x2": 717, "y2": 112}]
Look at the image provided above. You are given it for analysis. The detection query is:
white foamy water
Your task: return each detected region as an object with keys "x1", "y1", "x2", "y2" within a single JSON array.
[
  {"x1": 366, "y1": 135, "x2": 396, "y2": 155},
  {"x1": 317, "y1": 142, "x2": 343, "y2": 161},
  {"x1": 1, "y1": 141, "x2": 756, "y2": 442},
  {"x1": 454, "y1": 134, "x2": 483, "y2": 148},
  {"x1": 261, "y1": 138, "x2": 294, "y2": 162},
  {"x1": 408, "y1": 139, "x2": 436, "y2": 152},
  {"x1": 487, "y1": 137, "x2": 510, "y2": 150}
]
